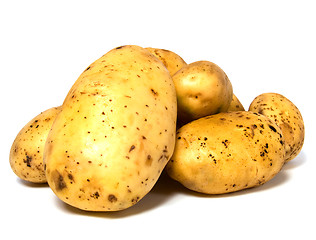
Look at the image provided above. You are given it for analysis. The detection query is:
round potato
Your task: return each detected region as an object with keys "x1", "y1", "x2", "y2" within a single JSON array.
[
  {"x1": 249, "y1": 92, "x2": 304, "y2": 162},
  {"x1": 10, "y1": 106, "x2": 61, "y2": 183},
  {"x1": 173, "y1": 61, "x2": 233, "y2": 126},
  {"x1": 166, "y1": 111, "x2": 285, "y2": 194},
  {"x1": 145, "y1": 47, "x2": 187, "y2": 76},
  {"x1": 227, "y1": 94, "x2": 245, "y2": 112}
]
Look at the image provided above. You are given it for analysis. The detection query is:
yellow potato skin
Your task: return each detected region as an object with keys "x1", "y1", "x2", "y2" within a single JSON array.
[
  {"x1": 249, "y1": 93, "x2": 304, "y2": 162},
  {"x1": 227, "y1": 94, "x2": 245, "y2": 112},
  {"x1": 44, "y1": 45, "x2": 177, "y2": 211},
  {"x1": 145, "y1": 47, "x2": 187, "y2": 76},
  {"x1": 10, "y1": 106, "x2": 61, "y2": 183},
  {"x1": 166, "y1": 111, "x2": 285, "y2": 194},
  {"x1": 173, "y1": 61, "x2": 233, "y2": 126}
]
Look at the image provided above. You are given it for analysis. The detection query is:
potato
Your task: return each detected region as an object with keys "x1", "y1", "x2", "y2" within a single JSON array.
[
  {"x1": 10, "y1": 106, "x2": 61, "y2": 183},
  {"x1": 173, "y1": 61, "x2": 233, "y2": 126},
  {"x1": 166, "y1": 111, "x2": 285, "y2": 194},
  {"x1": 227, "y1": 94, "x2": 245, "y2": 112},
  {"x1": 44, "y1": 45, "x2": 177, "y2": 211},
  {"x1": 145, "y1": 47, "x2": 187, "y2": 76},
  {"x1": 249, "y1": 92, "x2": 304, "y2": 162}
]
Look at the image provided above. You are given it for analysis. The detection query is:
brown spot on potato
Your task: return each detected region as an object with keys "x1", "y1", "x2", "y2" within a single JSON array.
[
  {"x1": 23, "y1": 155, "x2": 32, "y2": 167},
  {"x1": 222, "y1": 139, "x2": 230, "y2": 148},
  {"x1": 151, "y1": 88, "x2": 159, "y2": 96},
  {"x1": 146, "y1": 155, "x2": 153, "y2": 166},
  {"x1": 108, "y1": 194, "x2": 117, "y2": 202},
  {"x1": 131, "y1": 196, "x2": 140, "y2": 203},
  {"x1": 51, "y1": 170, "x2": 67, "y2": 191},
  {"x1": 129, "y1": 145, "x2": 136, "y2": 152},
  {"x1": 91, "y1": 192, "x2": 100, "y2": 199},
  {"x1": 268, "y1": 125, "x2": 277, "y2": 132}
]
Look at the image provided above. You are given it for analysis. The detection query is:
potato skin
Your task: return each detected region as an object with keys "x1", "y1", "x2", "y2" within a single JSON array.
[
  {"x1": 44, "y1": 45, "x2": 177, "y2": 211},
  {"x1": 166, "y1": 111, "x2": 285, "y2": 194},
  {"x1": 249, "y1": 92, "x2": 304, "y2": 162},
  {"x1": 145, "y1": 47, "x2": 187, "y2": 76},
  {"x1": 173, "y1": 61, "x2": 233, "y2": 126},
  {"x1": 9, "y1": 106, "x2": 61, "y2": 183},
  {"x1": 227, "y1": 94, "x2": 245, "y2": 112}
]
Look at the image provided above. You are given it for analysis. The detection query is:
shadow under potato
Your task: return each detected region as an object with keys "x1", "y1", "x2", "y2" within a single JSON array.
[
  {"x1": 17, "y1": 178, "x2": 49, "y2": 188},
  {"x1": 282, "y1": 151, "x2": 306, "y2": 171}
]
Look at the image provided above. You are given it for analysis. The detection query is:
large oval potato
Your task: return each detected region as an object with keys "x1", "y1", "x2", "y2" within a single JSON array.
[
  {"x1": 249, "y1": 92, "x2": 304, "y2": 162},
  {"x1": 173, "y1": 61, "x2": 233, "y2": 126},
  {"x1": 10, "y1": 106, "x2": 61, "y2": 183},
  {"x1": 145, "y1": 47, "x2": 187, "y2": 76},
  {"x1": 44, "y1": 45, "x2": 177, "y2": 211},
  {"x1": 166, "y1": 111, "x2": 285, "y2": 194}
]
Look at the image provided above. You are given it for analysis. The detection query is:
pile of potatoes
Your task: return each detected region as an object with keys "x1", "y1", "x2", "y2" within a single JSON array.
[{"x1": 10, "y1": 45, "x2": 305, "y2": 212}]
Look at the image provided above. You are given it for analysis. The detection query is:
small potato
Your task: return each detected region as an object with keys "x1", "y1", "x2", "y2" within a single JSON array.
[
  {"x1": 145, "y1": 47, "x2": 187, "y2": 76},
  {"x1": 249, "y1": 92, "x2": 304, "y2": 162},
  {"x1": 227, "y1": 94, "x2": 245, "y2": 112},
  {"x1": 173, "y1": 61, "x2": 233, "y2": 126},
  {"x1": 166, "y1": 111, "x2": 285, "y2": 194},
  {"x1": 10, "y1": 106, "x2": 61, "y2": 183}
]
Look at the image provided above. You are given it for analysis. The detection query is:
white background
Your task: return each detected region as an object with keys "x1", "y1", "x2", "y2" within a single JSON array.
[{"x1": 1, "y1": 1, "x2": 315, "y2": 239}]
